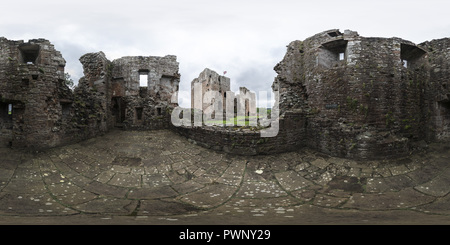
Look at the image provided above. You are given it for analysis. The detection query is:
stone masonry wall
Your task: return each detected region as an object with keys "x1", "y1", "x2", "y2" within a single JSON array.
[
  {"x1": 191, "y1": 68, "x2": 230, "y2": 115},
  {"x1": 0, "y1": 37, "x2": 70, "y2": 149},
  {"x1": 171, "y1": 112, "x2": 306, "y2": 156},
  {"x1": 273, "y1": 29, "x2": 433, "y2": 159},
  {"x1": 420, "y1": 38, "x2": 450, "y2": 140}
]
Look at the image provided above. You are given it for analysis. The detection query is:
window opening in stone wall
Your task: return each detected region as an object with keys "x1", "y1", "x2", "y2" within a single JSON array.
[
  {"x1": 156, "y1": 107, "x2": 162, "y2": 116},
  {"x1": 18, "y1": 44, "x2": 40, "y2": 64},
  {"x1": 136, "y1": 107, "x2": 143, "y2": 120},
  {"x1": 318, "y1": 39, "x2": 348, "y2": 68},
  {"x1": 400, "y1": 43, "x2": 426, "y2": 69},
  {"x1": 245, "y1": 99, "x2": 250, "y2": 117},
  {"x1": 234, "y1": 98, "x2": 238, "y2": 117},
  {"x1": 22, "y1": 79, "x2": 30, "y2": 86},
  {"x1": 111, "y1": 97, "x2": 126, "y2": 125},
  {"x1": 139, "y1": 87, "x2": 148, "y2": 98}
]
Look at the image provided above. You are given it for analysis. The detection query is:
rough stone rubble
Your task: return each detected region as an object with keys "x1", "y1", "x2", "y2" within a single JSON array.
[{"x1": 1, "y1": 29, "x2": 450, "y2": 160}]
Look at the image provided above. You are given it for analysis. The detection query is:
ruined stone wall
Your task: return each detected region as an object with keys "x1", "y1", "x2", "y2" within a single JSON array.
[
  {"x1": 0, "y1": 37, "x2": 70, "y2": 149},
  {"x1": 237, "y1": 87, "x2": 255, "y2": 118},
  {"x1": 111, "y1": 55, "x2": 180, "y2": 130},
  {"x1": 273, "y1": 29, "x2": 432, "y2": 159},
  {"x1": 0, "y1": 37, "x2": 181, "y2": 149},
  {"x1": 171, "y1": 112, "x2": 306, "y2": 155},
  {"x1": 70, "y1": 52, "x2": 111, "y2": 140}
]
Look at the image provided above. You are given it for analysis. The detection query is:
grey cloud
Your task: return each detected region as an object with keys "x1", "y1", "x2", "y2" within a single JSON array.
[{"x1": 1, "y1": 0, "x2": 449, "y2": 108}]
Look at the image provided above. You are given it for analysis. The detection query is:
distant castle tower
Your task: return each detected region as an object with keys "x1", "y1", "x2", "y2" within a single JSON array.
[{"x1": 191, "y1": 68, "x2": 230, "y2": 115}]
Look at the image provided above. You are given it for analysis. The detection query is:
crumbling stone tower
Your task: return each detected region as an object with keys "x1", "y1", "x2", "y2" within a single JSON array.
[
  {"x1": 0, "y1": 37, "x2": 70, "y2": 148},
  {"x1": 191, "y1": 68, "x2": 230, "y2": 117},
  {"x1": 420, "y1": 38, "x2": 450, "y2": 140},
  {"x1": 78, "y1": 52, "x2": 180, "y2": 130},
  {"x1": 273, "y1": 29, "x2": 450, "y2": 159}
]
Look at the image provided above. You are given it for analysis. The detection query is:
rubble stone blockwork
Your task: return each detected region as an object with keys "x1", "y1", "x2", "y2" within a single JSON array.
[
  {"x1": 0, "y1": 37, "x2": 180, "y2": 149},
  {"x1": 1, "y1": 29, "x2": 450, "y2": 161},
  {"x1": 110, "y1": 55, "x2": 180, "y2": 130},
  {"x1": 0, "y1": 37, "x2": 68, "y2": 148},
  {"x1": 273, "y1": 29, "x2": 450, "y2": 159},
  {"x1": 191, "y1": 68, "x2": 230, "y2": 115}
]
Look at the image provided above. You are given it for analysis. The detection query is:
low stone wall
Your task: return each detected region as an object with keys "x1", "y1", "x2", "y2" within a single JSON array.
[{"x1": 171, "y1": 112, "x2": 306, "y2": 156}]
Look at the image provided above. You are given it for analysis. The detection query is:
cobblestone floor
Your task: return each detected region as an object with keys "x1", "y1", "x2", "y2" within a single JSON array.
[{"x1": 0, "y1": 129, "x2": 449, "y2": 225}]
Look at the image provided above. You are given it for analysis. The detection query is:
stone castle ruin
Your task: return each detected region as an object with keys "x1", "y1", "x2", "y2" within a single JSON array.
[
  {"x1": 273, "y1": 29, "x2": 450, "y2": 159},
  {"x1": 190, "y1": 68, "x2": 255, "y2": 124},
  {"x1": 1, "y1": 29, "x2": 450, "y2": 160},
  {"x1": 0, "y1": 38, "x2": 180, "y2": 149}
]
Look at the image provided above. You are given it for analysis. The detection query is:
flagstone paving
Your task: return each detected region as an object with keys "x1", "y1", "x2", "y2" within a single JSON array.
[{"x1": 0, "y1": 129, "x2": 449, "y2": 224}]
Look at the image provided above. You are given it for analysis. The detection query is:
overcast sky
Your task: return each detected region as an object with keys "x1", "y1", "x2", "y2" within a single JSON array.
[{"x1": 1, "y1": 0, "x2": 449, "y2": 107}]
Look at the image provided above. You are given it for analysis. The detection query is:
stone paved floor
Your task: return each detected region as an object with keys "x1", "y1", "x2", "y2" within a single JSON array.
[{"x1": 0, "y1": 129, "x2": 449, "y2": 225}]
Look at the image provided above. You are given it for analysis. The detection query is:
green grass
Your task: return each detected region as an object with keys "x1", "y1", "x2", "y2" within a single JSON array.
[{"x1": 204, "y1": 108, "x2": 272, "y2": 126}]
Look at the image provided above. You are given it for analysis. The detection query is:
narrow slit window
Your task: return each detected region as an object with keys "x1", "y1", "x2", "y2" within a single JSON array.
[{"x1": 339, "y1": 52, "x2": 345, "y2": 61}]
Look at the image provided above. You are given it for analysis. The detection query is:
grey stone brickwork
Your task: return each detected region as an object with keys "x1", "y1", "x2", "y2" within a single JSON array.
[
  {"x1": 0, "y1": 38, "x2": 68, "y2": 148},
  {"x1": 191, "y1": 68, "x2": 230, "y2": 115},
  {"x1": 272, "y1": 29, "x2": 450, "y2": 159},
  {"x1": 0, "y1": 37, "x2": 180, "y2": 149},
  {"x1": 1, "y1": 29, "x2": 450, "y2": 161}
]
